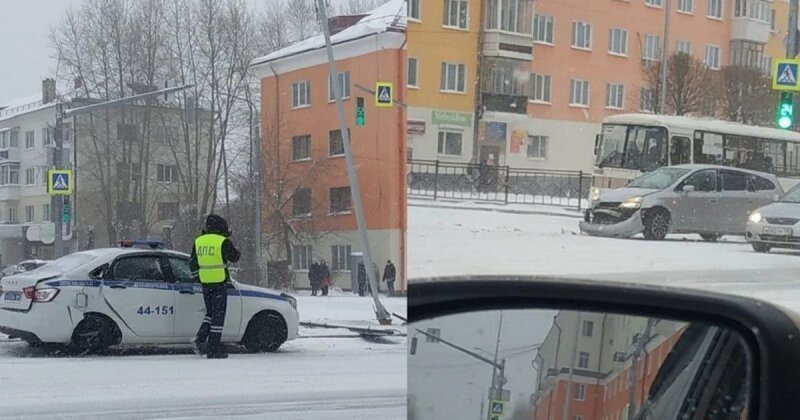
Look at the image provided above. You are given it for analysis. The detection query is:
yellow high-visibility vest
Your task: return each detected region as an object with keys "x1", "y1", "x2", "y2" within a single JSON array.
[{"x1": 195, "y1": 233, "x2": 227, "y2": 284}]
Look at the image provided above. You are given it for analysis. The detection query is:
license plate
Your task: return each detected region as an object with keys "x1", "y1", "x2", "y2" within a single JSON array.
[
  {"x1": 3, "y1": 291, "x2": 21, "y2": 302},
  {"x1": 763, "y1": 226, "x2": 792, "y2": 236}
]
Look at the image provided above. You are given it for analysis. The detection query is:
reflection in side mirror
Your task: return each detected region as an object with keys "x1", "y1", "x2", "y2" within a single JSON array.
[
  {"x1": 408, "y1": 309, "x2": 751, "y2": 420},
  {"x1": 682, "y1": 184, "x2": 696, "y2": 193}
]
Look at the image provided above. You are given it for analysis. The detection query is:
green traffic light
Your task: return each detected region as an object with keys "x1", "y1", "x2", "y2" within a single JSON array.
[{"x1": 779, "y1": 116, "x2": 793, "y2": 129}]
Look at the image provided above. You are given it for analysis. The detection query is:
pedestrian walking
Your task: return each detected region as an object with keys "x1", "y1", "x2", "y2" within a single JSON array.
[
  {"x1": 383, "y1": 260, "x2": 396, "y2": 297},
  {"x1": 320, "y1": 260, "x2": 331, "y2": 296},
  {"x1": 357, "y1": 262, "x2": 367, "y2": 297},
  {"x1": 190, "y1": 214, "x2": 240, "y2": 359},
  {"x1": 308, "y1": 261, "x2": 320, "y2": 296}
]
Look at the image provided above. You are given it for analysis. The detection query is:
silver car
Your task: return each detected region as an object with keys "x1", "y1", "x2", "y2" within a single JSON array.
[
  {"x1": 580, "y1": 164, "x2": 783, "y2": 240},
  {"x1": 746, "y1": 183, "x2": 800, "y2": 252}
]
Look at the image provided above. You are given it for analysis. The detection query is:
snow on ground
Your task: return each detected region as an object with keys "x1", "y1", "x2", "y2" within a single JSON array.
[
  {"x1": 0, "y1": 294, "x2": 406, "y2": 419},
  {"x1": 408, "y1": 202, "x2": 800, "y2": 312}
]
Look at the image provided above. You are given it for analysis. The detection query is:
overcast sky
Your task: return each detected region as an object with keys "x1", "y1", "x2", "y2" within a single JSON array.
[{"x1": 0, "y1": 0, "x2": 352, "y2": 106}]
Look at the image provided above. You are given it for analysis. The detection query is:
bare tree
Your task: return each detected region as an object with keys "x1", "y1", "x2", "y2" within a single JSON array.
[
  {"x1": 645, "y1": 52, "x2": 716, "y2": 116},
  {"x1": 337, "y1": 0, "x2": 387, "y2": 15},
  {"x1": 717, "y1": 65, "x2": 775, "y2": 125},
  {"x1": 285, "y1": 0, "x2": 318, "y2": 41}
]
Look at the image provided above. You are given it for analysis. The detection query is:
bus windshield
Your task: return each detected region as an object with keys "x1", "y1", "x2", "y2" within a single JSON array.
[{"x1": 597, "y1": 124, "x2": 668, "y2": 171}]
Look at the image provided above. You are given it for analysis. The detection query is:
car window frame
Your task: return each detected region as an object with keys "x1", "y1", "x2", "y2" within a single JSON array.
[
  {"x1": 164, "y1": 255, "x2": 198, "y2": 284},
  {"x1": 676, "y1": 168, "x2": 719, "y2": 193},
  {"x1": 720, "y1": 169, "x2": 754, "y2": 193},
  {"x1": 106, "y1": 253, "x2": 171, "y2": 283}
]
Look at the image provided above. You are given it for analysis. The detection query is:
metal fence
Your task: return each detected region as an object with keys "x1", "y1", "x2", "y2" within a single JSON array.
[{"x1": 407, "y1": 159, "x2": 591, "y2": 211}]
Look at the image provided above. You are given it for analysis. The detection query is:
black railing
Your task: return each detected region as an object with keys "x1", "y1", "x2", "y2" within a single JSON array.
[{"x1": 407, "y1": 159, "x2": 591, "y2": 210}]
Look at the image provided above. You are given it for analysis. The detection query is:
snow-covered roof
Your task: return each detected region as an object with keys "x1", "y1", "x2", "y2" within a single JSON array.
[
  {"x1": 0, "y1": 93, "x2": 55, "y2": 123},
  {"x1": 250, "y1": 0, "x2": 406, "y2": 67},
  {"x1": 604, "y1": 113, "x2": 800, "y2": 143}
]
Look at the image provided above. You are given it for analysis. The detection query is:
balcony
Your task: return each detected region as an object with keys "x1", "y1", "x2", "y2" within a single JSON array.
[
  {"x1": 0, "y1": 147, "x2": 21, "y2": 163},
  {"x1": 481, "y1": 92, "x2": 529, "y2": 114},
  {"x1": 483, "y1": 31, "x2": 534, "y2": 60},
  {"x1": 0, "y1": 185, "x2": 21, "y2": 201},
  {"x1": 731, "y1": 18, "x2": 770, "y2": 43}
]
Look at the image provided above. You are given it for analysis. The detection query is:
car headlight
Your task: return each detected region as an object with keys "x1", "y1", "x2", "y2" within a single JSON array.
[
  {"x1": 282, "y1": 293, "x2": 297, "y2": 310},
  {"x1": 620, "y1": 197, "x2": 643, "y2": 209},
  {"x1": 749, "y1": 212, "x2": 762, "y2": 223}
]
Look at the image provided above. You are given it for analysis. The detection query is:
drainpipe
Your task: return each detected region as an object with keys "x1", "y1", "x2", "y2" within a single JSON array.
[{"x1": 471, "y1": 0, "x2": 486, "y2": 164}]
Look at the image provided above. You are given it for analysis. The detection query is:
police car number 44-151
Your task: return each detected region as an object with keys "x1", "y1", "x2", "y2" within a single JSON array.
[{"x1": 137, "y1": 305, "x2": 175, "y2": 315}]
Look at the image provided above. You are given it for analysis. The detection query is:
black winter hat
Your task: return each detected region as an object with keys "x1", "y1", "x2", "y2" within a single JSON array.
[{"x1": 205, "y1": 214, "x2": 230, "y2": 235}]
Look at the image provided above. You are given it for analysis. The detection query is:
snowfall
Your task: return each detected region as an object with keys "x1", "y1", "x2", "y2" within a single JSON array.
[
  {"x1": 406, "y1": 197, "x2": 800, "y2": 420},
  {"x1": 0, "y1": 294, "x2": 407, "y2": 419}
]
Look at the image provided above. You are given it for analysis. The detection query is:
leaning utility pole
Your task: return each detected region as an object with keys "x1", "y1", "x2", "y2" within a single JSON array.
[
  {"x1": 627, "y1": 318, "x2": 656, "y2": 420},
  {"x1": 659, "y1": 0, "x2": 671, "y2": 114},
  {"x1": 315, "y1": 0, "x2": 391, "y2": 325},
  {"x1": 789, "y1": 0, "x2": 799, "y2": 58}
]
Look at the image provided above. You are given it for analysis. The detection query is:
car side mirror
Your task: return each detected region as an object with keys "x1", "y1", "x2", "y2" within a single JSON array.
[
  {"x1": 409, "y1": 276, "x2": 800, "y2": 420},
  {"x1": 681, "y1": 184, "x2": 696, "y2": 193}
]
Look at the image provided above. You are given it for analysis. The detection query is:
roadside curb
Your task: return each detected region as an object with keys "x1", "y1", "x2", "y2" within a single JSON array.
[{"x1": 408, "y1": 200, "x2": 585, "y2": 219}]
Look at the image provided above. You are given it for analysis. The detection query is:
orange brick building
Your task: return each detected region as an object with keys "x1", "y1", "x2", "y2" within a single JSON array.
[{"x1": 250, "y1": 1, "x2": 407, "y2": 291}]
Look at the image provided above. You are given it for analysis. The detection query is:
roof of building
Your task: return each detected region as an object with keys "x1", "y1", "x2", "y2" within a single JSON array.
[{"x1": 249, "y1": 0, "x2": 406, "y2": 67}]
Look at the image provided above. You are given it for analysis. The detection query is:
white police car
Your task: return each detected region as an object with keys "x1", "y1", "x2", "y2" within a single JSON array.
[{"x1": 0, "y1": 241, "x2": 298, "y2": 354}]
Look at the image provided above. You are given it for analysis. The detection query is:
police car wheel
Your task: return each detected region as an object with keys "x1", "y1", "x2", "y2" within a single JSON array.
[
  {"x1": 242, "y1": 312, "x2": 288, "y2": 353},
  {"x1": 70, "y1": 314, "x2": 116, "y2": 354}
]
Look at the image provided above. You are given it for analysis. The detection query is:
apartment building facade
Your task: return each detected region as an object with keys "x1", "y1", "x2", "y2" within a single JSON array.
[
  {"x1": 251, "y1": 0, "x2": 407, "y2": 292},
  {"x1": 406, "y1": 0, "x2": 483, "y2": 164},
  {"x1": 531, "y1": 311, "x2": 686, "y2": 420}
]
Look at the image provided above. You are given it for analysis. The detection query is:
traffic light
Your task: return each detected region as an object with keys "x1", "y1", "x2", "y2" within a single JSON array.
[
  {"x1": 777, "y1": 92, "x2": 794, "y2": 130},
  {"x1": 356, "y1": 97, "x2": 365, "y2": 126}
]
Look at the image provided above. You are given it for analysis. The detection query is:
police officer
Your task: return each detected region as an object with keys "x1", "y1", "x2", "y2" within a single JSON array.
[{"x1": 190, "y1": 214, "x2": 240, "y2": 359}]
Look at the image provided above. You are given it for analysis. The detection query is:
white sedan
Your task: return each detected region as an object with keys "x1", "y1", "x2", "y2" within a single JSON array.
[{"x1": 0, "y1": 244, "x2": 298, "y2": 354}]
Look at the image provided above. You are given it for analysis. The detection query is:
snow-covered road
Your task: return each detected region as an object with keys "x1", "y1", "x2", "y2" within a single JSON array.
[
  {"x1": 0, "y1": 294, "x2": 407, "y2": 419},
  {"x1": 408, "y1": 203, "x2": 800, "y2": 312}
]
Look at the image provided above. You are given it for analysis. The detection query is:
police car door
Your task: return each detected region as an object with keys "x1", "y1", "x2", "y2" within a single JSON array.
[
  {"x1": 103, "y1": 254, "x2": 175, "y2": 337},
  {"x1": 166, "y1": 256, "x2": 206, "y2": 338}
]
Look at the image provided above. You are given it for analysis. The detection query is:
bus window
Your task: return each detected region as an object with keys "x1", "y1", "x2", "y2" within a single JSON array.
[
  {"x1": 693, "y1": 131, "x2": 723, "y2": 164},
  {"x1": 596, "y1": 124, "x2": 627, "y2": 167},
  {"x1": 624, "y1": 126, "x2": 666, "y2": 171},
  {"x1": 670, "y1": 137, "x2": 691, "y2": 165}
]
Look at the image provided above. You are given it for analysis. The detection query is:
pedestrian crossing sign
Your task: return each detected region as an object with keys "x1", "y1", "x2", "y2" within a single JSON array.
[
  {"x1": 490, "y1": 400, "x2": 504, "y2": 415},
  {"x1": 772, "y1": 59, "x2": 800, "y2": 91},
  {"x1": 375, "y1": 82, "x2": 393, "y2": 107},
  {"x1": 48, "y1": 170, "x2": 73, "y2": 195}
]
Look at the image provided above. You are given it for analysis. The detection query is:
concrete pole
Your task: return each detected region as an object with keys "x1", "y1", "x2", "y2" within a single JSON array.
[
  {"x1": 659, "y1": 0, "x2": 671, "y2": 114},
  {"x1": 789, "y1": 0, "x2": 799, "y2": 58},
  {"x1": 52, "y1": 104, "x2": 65, "y2": 258},
  {"x1": 315, "y1": 0, "x2": 391, "y2": 324},
  {"x1": 562, "y1": 313, "x2": 580, "y2": 420}
]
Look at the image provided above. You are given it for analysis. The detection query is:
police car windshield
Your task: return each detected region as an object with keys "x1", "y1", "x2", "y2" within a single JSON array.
[{"x1": 45, "y1": 253, "x2": 97, "y2": 273}]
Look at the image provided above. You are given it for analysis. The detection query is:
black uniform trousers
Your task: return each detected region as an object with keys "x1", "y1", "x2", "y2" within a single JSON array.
[{"x1": 195, "y1": 283, "x2": 228, "y2": 354}]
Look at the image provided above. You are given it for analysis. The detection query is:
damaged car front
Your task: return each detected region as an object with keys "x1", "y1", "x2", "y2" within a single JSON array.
[{"x1": 580, "y1": 166, "x2": 692, "y2": 239}]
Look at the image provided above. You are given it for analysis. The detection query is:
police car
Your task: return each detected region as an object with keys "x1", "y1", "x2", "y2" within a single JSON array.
[{"x1": 0, "y1": 240, "x2": 298, "y2": 354}]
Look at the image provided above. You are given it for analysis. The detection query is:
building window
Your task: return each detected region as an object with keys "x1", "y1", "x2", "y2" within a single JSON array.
[
  {"x1": 527, "y1": 135, "x2": 547, "y2": 159},
  {"x1": 575, "y1": 384, "x2": 586, "y2": 401},
  {"x1": 571, "y1": 21, "x2": 592, "y2": 50},
  {"x1": 582, "y1": 320, "x2": 594, "y2": 337},
  {"x1": 426, "y1": 327, "x2": 441, "y2": 343},
  {"x1": 569, "y1": 79, "x2": 590, "y2": 106},
  {"x1": 735, "y1": 0, "x2": 770, "y2": 22},
  {"x1": 0, "y1": 165, "x2": 20, "y2": 185},
  {"x1": 330, "y1": 186, "x2": 352, "y2": 214},
  {"x1": 408, "y1": 57, "x2": 419, "y2": 87},
  {"x1": 606, "y1": 83, "x2": 625, "y2": 109},
  {"x1": 641, "y1": 87, "x2": 656, "y2": 111},
  {"x1": 483, "y1": 57, "x2": 529, "y2": 95},
  {"x1": 291, "y1": 81, "x2": 311, "y2": 109},
  {"x1": 646, "y1": 0, "x2": 662, "y2": 6},
  {"x1": 731, "y1": 40, "x2": 764, "y2": 68},
  {"x1": 704, "y1": 44, "x2": 721, "y2": 69},
  {"x1": 25, "y1": 131, "x2": 35, "y2": 149},
  {"x1": 578, "y1": 351, "x2": 590, "y2": 368},
  {"x1": 63, "y1": 122, "x2": 73, "y2": 144},
  {"x1": 157, "y1": 202, "x2": 179, "y2": 220},
  {"x1": 437, "y1": 130, "x2": 463, "y2": 156},
  {"x1": 42, "y1": 127, "x2": 52, "y2": 146},
  {"x1": 676, "y1": 40, "x2": 692, "y2": 55},
  {"x1": 771, "y1": 9, "x2": 776, "y2": 31},
  {"x1": 331, "y1": 245, "x2": 352, "y2": 271},
  {"x1": 440, "y1": 62, "x2": 467, "y2": 93},
  {"x1": 25, "y1": 168, "x2": 35, "y2": 186},
  {"x1": 486, "y1": 0, "x2": 534, "y2": 34},
  {"x1": 8, "y1": 130, "x2": 18, "y2": 148},
  {"x1": 291, "y1": 245, "x2": 312, "y2": 270},
  {"x1": 707, "y1": 0, "x2": 723, "y2": 19},
  {"x1": 293, "y1": 188, "x2": 312, "y2": 216},
  {"x1": 533, "y1": 14, "x2": 554, "y2": 44},
  {"x1": 409, "y1": 0, "x2": 421, "y2": 19},
  {"x1": 608, "y1": 28, "x2": 628, "y2": 55},
  {"x1": 328, "y1": 71, "x2": 351, "y2": 101},
  {"x1": 530, "y1": 73, "x2": 551, "y2": 102},
  {"x1": 292, "y1": 135, "x2": 311, "y2": 161},
  {"x1": 39, "y1": 166, "x2": 47, "y2": 186},
  {"x1": 329, "y1": 129, "x2": 349, "y2": 156},
  {"x1": 42, "y1": 203, "x2": 50, "y2": 222},
  {"x1": 25, "y1": 205, "x2": 34, "y2": 224},
  {"x1": 678, "y1": 0, "x2": 694, "y2": 12},
  {"x1": 156, "y1": 164, "x2": 178, "y2": 183},
  {"x1": 573, "y1": 416, "x2": 584, "y2": 420},
  {"x1": 443, "y1": 0, "x2": 468, "y2": 29},
  {"x1": 8, "y1": 207, "x2": 17, "y2": 223},
  {"x1": 644, "y1": 34, "x2": 661, "y2": 61},
  {"x1": 762, "y1": 56, "x2": 773, "y2": 76}
]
